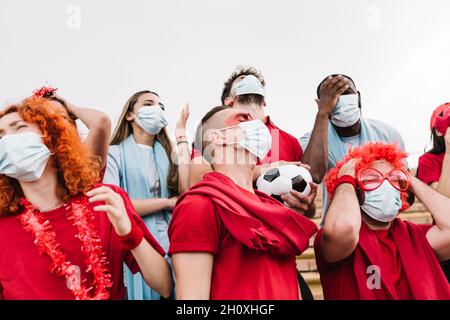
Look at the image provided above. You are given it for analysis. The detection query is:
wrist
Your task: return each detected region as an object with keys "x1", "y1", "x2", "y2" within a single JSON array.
[
  {"x1": 118, "y1": 216, "x2": 144, "y2": 250},
  {"x1": 317, "y1": 110, "x2": 331, "y2": 118},
  {"x1": 336, "y1": 175, "x2": 356, "y2": 190}
]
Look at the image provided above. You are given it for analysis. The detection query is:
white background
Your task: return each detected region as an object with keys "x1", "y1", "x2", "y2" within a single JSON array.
[{"x1": 1, "y1": 0, "x2": 450, "y2": 167}]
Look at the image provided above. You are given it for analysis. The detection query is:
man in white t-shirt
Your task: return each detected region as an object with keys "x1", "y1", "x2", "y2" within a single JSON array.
[{"x1": 299, "y1": 74, "x2": 406, "y2": 218}]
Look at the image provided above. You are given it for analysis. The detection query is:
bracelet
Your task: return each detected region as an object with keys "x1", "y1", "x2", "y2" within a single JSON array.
[
  {"x1": 119, "y1": 217, "x2": 144, "y2": 250},
  {"x1": 336, "y1": 175, "x2": 356, "y2": 189}
]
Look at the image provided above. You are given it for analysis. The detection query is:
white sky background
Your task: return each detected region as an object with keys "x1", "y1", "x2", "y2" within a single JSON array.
[{"x1": 1, "y1": 0, "x2": 450, "y2": 168}]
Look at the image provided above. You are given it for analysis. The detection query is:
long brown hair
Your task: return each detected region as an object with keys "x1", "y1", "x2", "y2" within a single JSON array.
[{"x1": 110, "y1": 90, "x2": 179, "y2": 196}]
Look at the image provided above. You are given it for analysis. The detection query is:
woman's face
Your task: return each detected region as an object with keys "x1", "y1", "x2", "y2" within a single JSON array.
[
  {"x1": 126, "y1": 92, "x2": 164, "y2": 121},
  {"x1": 0, "y1": 112, "x2": 43, "y2": 139}
]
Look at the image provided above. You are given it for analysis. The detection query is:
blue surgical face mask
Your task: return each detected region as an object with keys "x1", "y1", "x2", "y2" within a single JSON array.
[
  {"x1": 331, "y1": 94, "x2": 361, "y2": 128},
  {"x1": 361, "y1": 180, "x2": 402, "y2": 223},
  {"x1": 222, "y1": 119, "x2": 272, "y2": 160},
  {"x1": 133, "y1": 105, "x2": 168, "y2": 135},
  {"x1": 0, "y1": 132, "x2": 52, "y2": 182}
]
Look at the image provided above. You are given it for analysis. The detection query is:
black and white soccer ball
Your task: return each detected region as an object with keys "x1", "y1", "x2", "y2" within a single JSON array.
[{"x1": 256, "y1": 165, "x2": 313, "y2": 203}]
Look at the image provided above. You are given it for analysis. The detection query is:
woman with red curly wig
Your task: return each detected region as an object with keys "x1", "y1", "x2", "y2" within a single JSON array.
[
  {"x1": 0, "y1": 97, "x2": 173, "y2": 300},
  {"x1": 314, "y1": 142, "x2": 450, "y2": 300}
]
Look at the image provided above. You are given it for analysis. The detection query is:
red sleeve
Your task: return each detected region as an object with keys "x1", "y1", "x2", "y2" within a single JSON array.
[
  {"x1": 417, "y1": 153, "x2": 442, "y2": 185},
  {"x1": 419, "y1": 224, "x2": 433, "y2": 234},
  {"x1": 101, "y1": 184, "x2": 166, "y2": 274},
  {"x1": 168, "y1": 195, "x2": 221, "y2": 255}
]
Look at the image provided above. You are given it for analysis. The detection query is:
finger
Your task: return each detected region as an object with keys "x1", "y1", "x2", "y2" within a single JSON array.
[
  {"x1": 331, "y1": 76, "x2": 346, "y2": 89},
  {"x1": 335, "y1": 84, "x2": 350, "y2": 95},
  {"x1": 321, "y1": 76, "x2": 333, "y2": 91},
  {"x1": 288, "y1": 190, "x2": 310, "y2": 203},
  {"x1": 88, "y1": 193, "x2": 115, "y2": 204},
  {"x1": 86, "y1": 186, "x2": 112, "y2": 197},
  {"x1": 283, "y1": 197, "x2": 309, "y2": 212},
  {"x1": 329, "y1": 75, "x2": 343, "y2": 88},
  {"x1": 299, "y1": 163, "x2": 312, "y2": 171},
  {"x1": 93, "y1": 204, "x2": 116, "y2": 214},
  {"x1": 309, "y1": 182, "x2": 319, "y2": 192}
]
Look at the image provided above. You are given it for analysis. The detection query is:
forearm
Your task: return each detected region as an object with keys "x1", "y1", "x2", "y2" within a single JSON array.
[
  {"x1": 68, "y1": 104, "x2": 111, "y2": 130},
  {"x1": 436, "y1": 152, "x2": 450, "y2": 198},
  {"x1": 132, "y1": 198, "x2": 170, "y2": 217},
  {"x1": 410, "y1": 176, "x2": 450, "y2": 230},
  {"x1": 324, "y1": 184, "x2": 361, "y2": 233},
  {"x1": 301, "y1": 112, "x2": 329, "y2": 183},
  {"x1": 69, "y1": 104, "x2": 111, "y2": 167},
  {"x1": 131, "y1": 239, "x2": 174, "y2": 298},
  {"x1": 177, "y1": 142, "x2": 191, "y2": 193},
  {"x1": 321, "y1": 184, "x2": 361, "y2": 262}
]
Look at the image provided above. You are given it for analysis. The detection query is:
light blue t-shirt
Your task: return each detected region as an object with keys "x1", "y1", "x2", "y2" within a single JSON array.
[
  {"x1": 103, "y1": 144, "x2": 161, "y2": 198},
  {"x1": 299, "y1": 118, "x2": 406, "y2": 220}
]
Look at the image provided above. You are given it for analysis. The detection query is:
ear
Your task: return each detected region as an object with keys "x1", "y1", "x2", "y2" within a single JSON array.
[
  {"x1": 224, "y1": 97, "x2": 234, "y2": 107},
  {"x1": 125, "y1": 111, "x2": 134, "y2": 122},
  {"x1": 262, "y1": 100, "x2": 267, "y2": 108},
  {"x1": 209, "y1": 130, "x2": 226, "y2": 145}
]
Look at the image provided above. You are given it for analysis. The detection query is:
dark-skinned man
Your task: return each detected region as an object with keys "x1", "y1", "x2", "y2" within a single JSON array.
[{"x1": 299, "y1": 74, "x2": 406, "y2": 219}]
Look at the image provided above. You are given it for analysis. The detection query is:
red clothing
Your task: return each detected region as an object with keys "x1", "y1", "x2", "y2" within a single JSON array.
[
  {"x1": 260, "y1": 116, "x2": 303, "y2": 164},
  {"x1": 315, "y1": 219, "x2": 450, "y2": 300},
  {"x1": 168, "y1": 172, "x2": 317, "y2": 300},
  {"x1": 0, "y1": 184, "x2": 165, "y2": 300},
  {"x1": 190, "y1": 116, "x2": 303, "y2": 163},
  {"x1": 417, "y1": 152, "x2": 445, "y2": 185}
]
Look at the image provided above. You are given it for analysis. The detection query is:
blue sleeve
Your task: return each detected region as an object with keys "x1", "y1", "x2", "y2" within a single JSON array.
[{"x1": 102, "y1": 146, "x2": 121, "y2": 186}]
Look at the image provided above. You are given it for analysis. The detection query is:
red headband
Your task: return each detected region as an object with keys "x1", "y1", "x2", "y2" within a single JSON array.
[{"x1": 32, "y1": 86, "x2": 58, "y2": 98}]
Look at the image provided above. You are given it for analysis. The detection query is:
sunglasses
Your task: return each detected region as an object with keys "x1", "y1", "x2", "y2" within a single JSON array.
[{"x1": 356, "y1": 167, "x2": 410, "y2": 192}]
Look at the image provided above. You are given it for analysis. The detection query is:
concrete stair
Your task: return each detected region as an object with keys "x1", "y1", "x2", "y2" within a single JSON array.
[{"x1": 297, "y1": 184, "x2": 433, "y2": 300}]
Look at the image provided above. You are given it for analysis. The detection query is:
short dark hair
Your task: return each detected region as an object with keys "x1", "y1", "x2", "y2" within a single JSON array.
[
  {"x1": 221, "y1": 66, "x2": 266, "y2": 104},
  {"x1": 194, "y1": 105, "x2": 230, "y2": 158},
  {"x1": 316, "y1": 74, "x2": 356, "y2": 98}
]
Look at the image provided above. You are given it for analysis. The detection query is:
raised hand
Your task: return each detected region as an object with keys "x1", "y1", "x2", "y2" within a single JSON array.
[
  {"x1": 175, "y1": 102, "x2": 190, "y2": 142},
  {"x1": 87, "y1": 186, "x2": 131, "y2": 236},
  {"x1": 316, "y1": 75, "x2": 350, "y2": 115}
]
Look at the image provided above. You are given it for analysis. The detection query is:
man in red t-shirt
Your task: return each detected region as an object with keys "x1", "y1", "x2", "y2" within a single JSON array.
[
  {"x1": 169, "y1": 106, "x2": 318, "y2": 300},
  {"x1": 315, "y1": 142, "x2": 450, "y2": 300},
  {"x1": 190, "y1": 66, "x2": 326, "y2": 218}
]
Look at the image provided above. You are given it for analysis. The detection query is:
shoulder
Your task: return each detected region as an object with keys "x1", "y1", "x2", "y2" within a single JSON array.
[
  {"x1": 107, "y1": 145, "x2": 121, "y2": 160},
  {"x1": 419, "y1": 152, "x2": 444, "y2": 165},
  {"x1": 172, "y1": 194, "x2": 216, "y2": 220},
  {"x1": 365, "y1": 118, "x2": 402, "y2": 136}
]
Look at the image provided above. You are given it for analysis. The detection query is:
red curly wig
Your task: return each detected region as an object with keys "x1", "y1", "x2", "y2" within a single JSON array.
[
  {"x1": 0, "y1": 97, "x2": 101, "y2": 215},
  {"x1": 325, "y1": 142, "x2": 410, "y2": 211}
]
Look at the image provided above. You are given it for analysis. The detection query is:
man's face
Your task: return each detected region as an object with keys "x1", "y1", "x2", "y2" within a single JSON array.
[
  {"x1": 203, "y1": 108, "x2": 257, "y2": 164},
  {"x1": 208, "y1": 108, "x2": 254, "y2": 144}
]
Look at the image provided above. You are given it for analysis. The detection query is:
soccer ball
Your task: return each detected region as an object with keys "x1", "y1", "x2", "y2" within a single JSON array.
[{"x1": 256, "y1": 165, "x2": 313, "y2": 203}]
